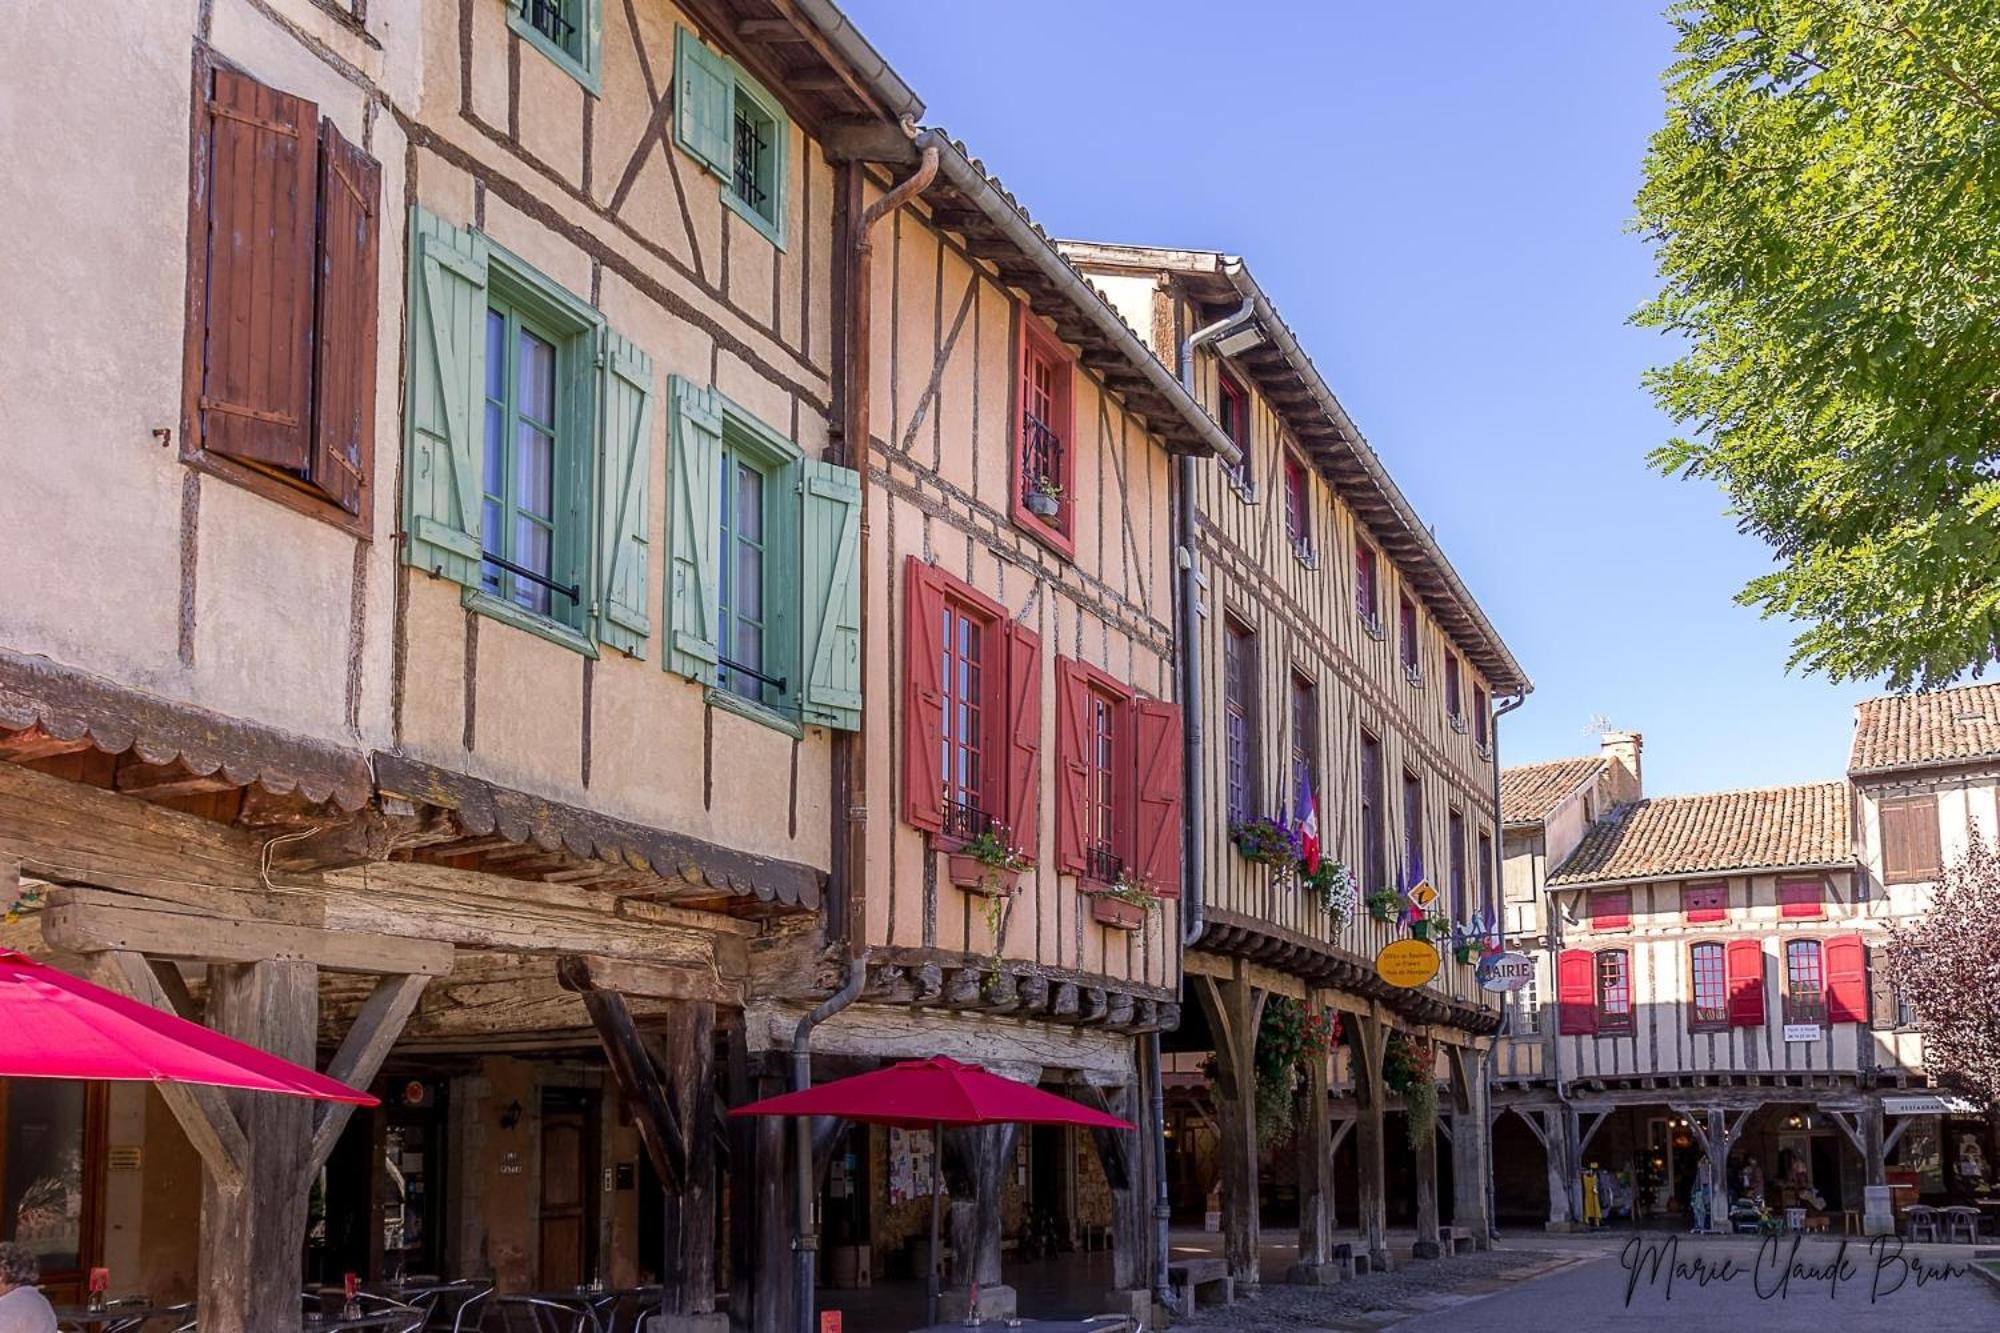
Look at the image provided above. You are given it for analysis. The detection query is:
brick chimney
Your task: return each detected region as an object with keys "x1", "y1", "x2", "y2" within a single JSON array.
[{"x1": 1599, "y1": 730, "x2": 1643, "y2": 805}]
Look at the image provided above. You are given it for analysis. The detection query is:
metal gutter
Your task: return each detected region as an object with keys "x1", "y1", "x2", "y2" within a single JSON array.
[
  {"x1": 789, "y1": 0, "x2": 925, "y2": 122},
  {"x1": 912, "y1": 129, "x2": 1242, "y2": 468}
]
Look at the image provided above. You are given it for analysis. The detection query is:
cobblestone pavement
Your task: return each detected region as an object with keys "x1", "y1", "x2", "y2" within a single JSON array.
[{"x1": 1176, "y1": 1249, "x2": 1577, "y2": 1331}]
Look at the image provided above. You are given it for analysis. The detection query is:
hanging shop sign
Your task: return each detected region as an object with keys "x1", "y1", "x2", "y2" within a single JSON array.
[
  {"x1": 1376, "y1": 938, "x2": 1440, "y2": 988},
  {"x1": 1476, "y1": 951, "x2": 1536, "y2": 993},
  {"x1": 1406, "y1": 879, "x2": 1439, "y2": 912},
  {"x1": 1783, "y1": 1023, "x2": 1822, "y2": 1043},
  {"x1": 1884, "y1": 1094, "x2": 1984, "y2": 1116}
]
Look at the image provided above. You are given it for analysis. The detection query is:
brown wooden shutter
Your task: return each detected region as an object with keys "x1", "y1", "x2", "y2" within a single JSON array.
[
  {"x1": 1053, "y1": 658, "x2": 1090, "y2": 874},
  {"x1": 1882, "y1": 796, "x2": 1940, "y2": 882},
  {"x1": 1868, "y1": 942, "x2": 1898, "y2": 1030},
  {"x1": 1130, "y1": 699, "x2": 1184, "y2": 897},
  {"x1": 195, "y1": 65, "x2": 319, "y2": 471},
  {"x1": 1001, "y1": 620, "x2": 1042, "y2": 856},
  {"x1": 901, "y1": 558, "x2": 946, "y2": 833},
  {"x1": 310, "y1": 117, "x2": 381, "y2": 516}
]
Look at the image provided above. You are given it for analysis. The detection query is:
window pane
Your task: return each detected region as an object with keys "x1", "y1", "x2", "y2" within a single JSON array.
[
  {"x1": 735, "y1": 461, "x2": 764, "y2": 541},
  {"x1": 517, "y1": 327, "x2": 556, "y2": 426},
  {"x1": 486, "y1": 309, "x2": 506, "y2": 399},
  {"x1": 480, "y1": 499, "x2": 504, "y2": 593},
  {"x1": 513, "y1": 519, "x2": 551, "y2": 614},
  {"x1": 516, "y1": 425, "x2": 554, "y2": 520},
  {"x1": 736, "y1": 542, "x2": 763, "y2": 620},
  {"x1": 4, "y1": 1080, "x2": 87, "y2": 1272}
]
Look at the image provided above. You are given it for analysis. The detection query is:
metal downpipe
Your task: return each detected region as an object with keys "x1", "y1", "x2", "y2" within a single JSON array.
[{"x1": 790, "y1": 952, "x2": 866, "y2": 1333}]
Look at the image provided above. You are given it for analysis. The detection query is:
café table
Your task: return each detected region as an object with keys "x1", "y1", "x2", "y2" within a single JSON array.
[
  {"x1": 908, "y1": 1319, "x2": 1136, "y2": 1333},
  {"x1": 300, "y1": 1312, "x2": 409, "y2": 1331},
  {"x1": 52, "y1": 1303, "x2": 161, "y2": 1333}
]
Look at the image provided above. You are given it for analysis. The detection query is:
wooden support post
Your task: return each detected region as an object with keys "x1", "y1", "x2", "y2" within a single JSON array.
[
  {"x1": 1191, "y1": 971, "x2": 1267, "y2": 1291},
  {"x1": 1862, "y1": 1098, "x2": 1895, "y2": 1235},
  {"x1": 1287, "y1": 1027, "x2": 1337, "y2": 1284},
  {"x1": 1412, "y1": 1113, "x2": 1440, "y2": 1259},
  {"x1": 1350, "y1": 1015, "x2": 1391, "y2": 1273},
  {"x1": 1447, "y1": 1048, "x2": 1490, "y2": 1247},
  {"x1": 659, "y1": 1001, "x2": 718, "y2": 1315},
  {"x1": 750, "y1": 1071, "x2": 793, "y2": 1333},
  {"x1": 1079, "y1": 1081, "x2": 1146, "y2": 1295},
  {"x1": 198, "y1": 959, "x2": 320, "y2": 1333},
  {"x1": 1535, "y1": 1108, "x2": 1572, "y2": 1229},
  {"x1": 310, "y1": 973, "x2": 430, "y2": 1174},
  {"x1": 942, "y1": 1123, "x2": 1018, "y2": 1320}
]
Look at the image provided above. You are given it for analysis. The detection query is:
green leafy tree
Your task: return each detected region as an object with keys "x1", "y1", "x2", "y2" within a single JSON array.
[{"x1": 1635, "y1": 1, "x2": 2000, "y2": 690}]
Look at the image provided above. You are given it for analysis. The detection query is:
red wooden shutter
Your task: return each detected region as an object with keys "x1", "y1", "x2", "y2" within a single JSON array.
[
  {"x1": 310, "y1": 117, "x2": 381, "y2": 516},
  {"x1": 1001, "y1": 620, "x2": 1042, "y2": 855},
  {"x1": 1053, "y1": 658, "x2": 1090, "y2": 874},
  {"x1": 1779, "y1": 878, "x2": 1823, "y2": 919},
  {"x1": 196, "y1": 65, "x2": 319, "y2": 470},
  {"x1": 1129, "y1": 699, "x2": 1184, "y2": 897},
  {"x1": 1590, "y1": 889, "x2": 1630, "y2": 931},
  {"x1": 1825, "y1": 935, "x2": 1868, "y2": 1024},
  {"x1": 901, "y1": 558, "x2": 946, "y2": 833},
  {"x1": 1557, "y1": 949, "x2": 1597, "y2": 1035},
  {"x1": 1726, "y1": 938, "x2": 1766, "y2": 1027}
]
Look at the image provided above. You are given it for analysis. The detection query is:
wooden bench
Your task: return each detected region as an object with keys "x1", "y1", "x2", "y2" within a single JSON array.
[
  {"x1": 1444, "y1": 1225, "x2": 1482, "y2": 1255},
  {"x1": 1167, "y1": 1258, "x2": 1234, "y2": 1309}
]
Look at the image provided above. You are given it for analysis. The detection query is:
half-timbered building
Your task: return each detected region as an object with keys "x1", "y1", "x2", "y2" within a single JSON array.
[{"x1": 1060, "y1": 245, "x2": 1530, "y2": 1281}]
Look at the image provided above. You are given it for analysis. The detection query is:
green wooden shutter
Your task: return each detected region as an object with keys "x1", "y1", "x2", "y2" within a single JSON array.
[
  {"x1": 403, "y1": 206, "x2": 489, "y2": 585},
  {"x1": 596, "y1": 329, "x2": 654, "y2": 656},
  {"x1": 665, "y1": 375, "x2": 722, "y2": 683},
  {"x1": 798, "y1": 460, "x2": 862, "y2": 730},
  {"x1": 674, "y1": 28, "x2": 735, "y2": 178}
]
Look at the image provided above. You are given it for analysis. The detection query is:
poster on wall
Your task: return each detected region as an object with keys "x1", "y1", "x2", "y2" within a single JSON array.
[{"x1": 888, "y1": 1127, "x2": 945, "y2": 1206}]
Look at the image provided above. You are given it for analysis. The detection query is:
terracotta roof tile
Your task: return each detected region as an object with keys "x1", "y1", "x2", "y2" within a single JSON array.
[
  {"x1": 1547, "y1": 781, "x2": 1851, "y2": 886},
  {"x1": 1500, "y1": 756, "x2": 1606, "y2": 825},
  {"x1": 1849, "y1": 682, "x2": 2000, "y2": 775}
]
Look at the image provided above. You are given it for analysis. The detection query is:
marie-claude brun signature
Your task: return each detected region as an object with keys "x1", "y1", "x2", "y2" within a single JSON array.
[{"x1": 1619, "y1": 1232, "x2": 1971, "y2": 1306}]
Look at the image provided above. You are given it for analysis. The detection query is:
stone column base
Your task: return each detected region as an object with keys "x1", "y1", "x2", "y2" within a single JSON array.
[
  {"x1": 1285, "y1": 1260, "x2": 1345, "y2": 1285},
  {"x1": 939, "y1": 1283, "x2": 1016, "y2": 1322},
  {"x1": 1410, "y1": 1239, "x2": 1443, "y2": 1260},
  {"x1": 1098, "y1": 1288, "x2": 1155, "y2": 1324}
]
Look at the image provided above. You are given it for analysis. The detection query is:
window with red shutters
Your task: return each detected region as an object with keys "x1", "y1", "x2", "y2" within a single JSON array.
[
  {"x1": 1443, "y1": 654, "x2": 1463, "y2": 730},
  {"x1": 1595, "y1": 949, "x2": 1633, "y2": 1034},
  {"x1": 1879, "y1": 795, "x2": 1941, "y2": 883},
  {"x1": 1355, "y1": 541, "x2": 1382, "y2": 634},
  {"x1": 1013, "y1": 309, "x2": 1076, "y2": 556},
  {"x1": 1726, "y1": 938, "x2": 1766, "y2": 1027},
  {"x1": 1589, "y1": 888, "x2": 1631, "y2": 931},
  {"x1": 1690, "y1": 942, "x2": 1729, "y2": 1030},
  {"x1": 183, "y1": 51, "x2": 380, "y2": 533},
  {"x1": 1825, "y1": 934, "x2": 1868, "y2": 1024},
  {"x1": 1785, "y1": 939, "x2": 1826, "y2": 1025},
  {"x1": 1130, "y1": 699, "x2": 1184, "y2": 897},
  {"x1": 1557, "y1": 949, "x2": 1597, "y2": 1035},
  {"x1": 1473, "y1": 685, "x2": 1490, "y2": 751},
  {"x1": 1217, "y1": 370, "x2": 1250, "y2": 490},
  {"x1": 1284, "y1": 455, "x2": 1313, "y2": 560},
  {"x1": 902, "y1": 558, "x2": 1040, "y2": 854},
  {"x1": 1053, "y1": 657, "x2": 1171, "y2": 894},
  {"x1": 1683, "y1": 882, "x2": 1727, "y2": 924},
  {"x1": 1779, "y1": 878, "x2": 1825, "y2": 919}
]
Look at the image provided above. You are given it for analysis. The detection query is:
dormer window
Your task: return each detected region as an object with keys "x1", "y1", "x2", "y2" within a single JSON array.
[
  {"x1": 1355, "y1": 540, "x2": 1383, "y2": 638},
  {"x1": 1217, "y1": 370, "x2": 1250, "y2": 491}
]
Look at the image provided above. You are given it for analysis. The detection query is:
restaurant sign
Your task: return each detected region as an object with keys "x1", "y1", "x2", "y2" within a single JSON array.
[
  {"x1": 1476, "y1": 951, "x2": 1536, "y2": 993},
  {"x1": 1376, "y1": 938, "x2": 1440, "y2": 989}
]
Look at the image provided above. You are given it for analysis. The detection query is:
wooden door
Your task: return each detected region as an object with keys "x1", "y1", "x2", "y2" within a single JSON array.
[{"x1": 537, "y1": 1090, "x2": 599, "y2": 1289}]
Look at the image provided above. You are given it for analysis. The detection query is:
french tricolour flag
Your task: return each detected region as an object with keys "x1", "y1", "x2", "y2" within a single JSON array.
[{"x1": 1296, "y1": 779, "x2": 1322, "y2": 875}]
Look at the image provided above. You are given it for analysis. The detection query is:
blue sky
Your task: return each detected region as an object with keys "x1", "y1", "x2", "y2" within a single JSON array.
[{"x1": 842, "y1": 0, "x2": 1876, "y2": 798}]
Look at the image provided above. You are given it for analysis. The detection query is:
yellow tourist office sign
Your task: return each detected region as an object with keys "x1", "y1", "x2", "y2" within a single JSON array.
[{"x1": 1375, "y1": 938, "x2": 1440, "y2": 988}]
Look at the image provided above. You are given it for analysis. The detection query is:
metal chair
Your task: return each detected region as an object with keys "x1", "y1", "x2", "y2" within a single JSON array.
[
  {"x1": 155, "y1": 1303, "x2": 197, "y2": 1333},
  {"x1": 1942, "y1": 1205, "x2": 1982, "y2": 1244},
  {"x1": 355, "y1": 1293, "x2": 428, "y2": 1333},
  {"x1": 430, "y1": 1281, "x2": 493, "y2": 1333},
  {"x1": 494, "y1": 1296, "x2": 605, "y2": 1333},
  {"x1": 1905, "y1": 1203, "x2": 1940, "y2": 1242}
]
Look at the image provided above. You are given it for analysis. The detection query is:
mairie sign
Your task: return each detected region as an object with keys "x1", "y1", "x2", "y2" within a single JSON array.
[
  {"x1": 1375, "y1": 938, "x2": 1440, "y2": 988},
  {"x1": 1475, "y1": 950, "x2": 1535, "y2": 993}
]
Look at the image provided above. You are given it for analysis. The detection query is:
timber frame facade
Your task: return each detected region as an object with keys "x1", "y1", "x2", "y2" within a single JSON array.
[{"x1": 1063, "y1": 245, "x2": 1531, "y2": 1279}]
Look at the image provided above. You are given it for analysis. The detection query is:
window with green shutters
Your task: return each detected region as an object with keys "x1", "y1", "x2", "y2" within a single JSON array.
[
  {"x1": 403, "y1": 207, "x2": 652, "y2": 660},
  {"x1": 663, "y1": 375, "x2": 861, "y2": 732},
  {"x1": 674, "y1": 27, "x2": 788, "y2": 249},
  {"x1": 508, "y1": 0, "x2": 602, "y2": 95}
]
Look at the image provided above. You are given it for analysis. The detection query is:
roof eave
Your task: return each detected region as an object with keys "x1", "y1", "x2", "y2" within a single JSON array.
[{"x1": 1546, "y1": 860, "x2": 1858, "y2": 891}]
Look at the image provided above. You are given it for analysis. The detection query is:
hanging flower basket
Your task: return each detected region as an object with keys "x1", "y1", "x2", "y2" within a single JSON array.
[
  {"x1": 1409, "y1": 917, "x2": 1437, "y2": 942},
  {"x1": 1453, "y1": 941, "x2": 1483, "y2": 965},
  {"x1": 1366, "y1": 889, "x2": 1401, "y2": 923},
  {"x1": 948, "y1": 855, "x2": 1021, "y2": 897}
]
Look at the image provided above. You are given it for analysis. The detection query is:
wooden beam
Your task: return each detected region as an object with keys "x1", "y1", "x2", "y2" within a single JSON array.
[
  {"x1": 147, "y1": 957, "x2": 198, "y2": 1021},
  {"x1": 308, "y1": 973, "x2": 430, "y2": 1174},
  {"x1": 558, "y1": 953, "x2": 741, "y2": 1006},
  {"x1": 46, "y1": 894, "x2": 453, "y2": 976},
  {"x1": 92, "y1": 951, "x2": 248, "y2": 1189},
  {"x1": 563, "y1": 957, "x2": 686, "y2": 1191}
]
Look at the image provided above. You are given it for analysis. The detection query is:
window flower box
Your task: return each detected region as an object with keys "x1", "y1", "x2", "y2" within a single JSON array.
[
  {"x1": 1230, "y1": 816, "x2": 1298, "y2": 867},
  {"x1": 1090, "y1": 893, "x2": 1146, "y2": 931},
  {"x1": 947, "y1": 855, "x2": 1021, "y2": 897}
]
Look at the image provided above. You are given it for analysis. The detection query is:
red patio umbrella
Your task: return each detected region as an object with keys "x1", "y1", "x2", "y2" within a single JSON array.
[
  {"x1": 0, "y1": 949, "x2": 377, "y2": 1104},
  {"x1": 731, "y1": 1056, "x2": 1133, "y2": 1325}
]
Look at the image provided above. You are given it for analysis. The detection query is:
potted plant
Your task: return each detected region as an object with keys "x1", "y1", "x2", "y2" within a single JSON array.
[
  {"x1": 1090, "y1": 872, "x2": 1156, "y2": 931},
  {"x1": 1408, "y1": 913, "x2": 1437, "y2": 942},
  {"x1": 1230, "y1": 816, "x2": 1298, "y2": 868},
  {"x1": 1366, "y1": 887, "x2": 1402, "y2": 922},
  {"x1": 1454, "y1": 936, "x2": 1484, "y2": 965},
  {"x1": 946, "y1": 825, "x2": 1031, "y2": 897},
  {"x1": 1026, "y1": 475, "x2": 1064, "y2": 519}
]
